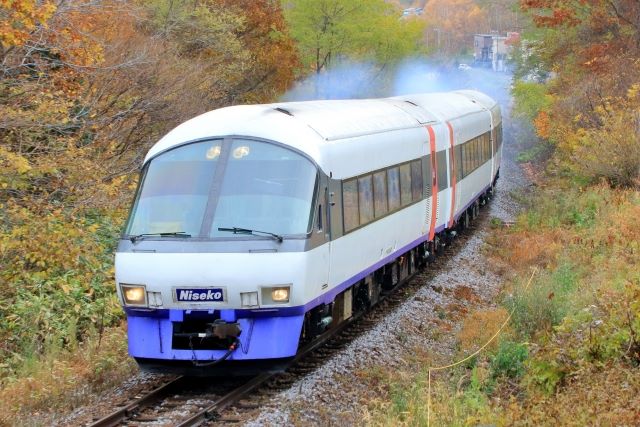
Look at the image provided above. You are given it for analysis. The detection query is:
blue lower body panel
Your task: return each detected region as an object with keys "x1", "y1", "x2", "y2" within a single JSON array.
[{"x1": 127, "y1": 309, "x2": 304, "y2": 362}]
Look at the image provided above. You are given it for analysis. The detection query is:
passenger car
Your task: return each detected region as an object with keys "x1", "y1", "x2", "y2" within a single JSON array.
[{"x1": 116, "y1": 90, "x2": 503, "y2": 374}]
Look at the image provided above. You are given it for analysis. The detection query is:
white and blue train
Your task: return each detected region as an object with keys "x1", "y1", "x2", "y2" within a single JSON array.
[{"x1": 115, "y1": 90, "x2": 502, "y2": 374}]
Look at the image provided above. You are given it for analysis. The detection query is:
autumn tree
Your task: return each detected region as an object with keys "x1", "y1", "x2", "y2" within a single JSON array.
[
  {"x1": 283, "y1": 0, "x2": 426, "y2": 74},
  {"x1": 423, "y1": 0, "x2": 490, "y2": 56},
  {"x1": 0, "y1": 0, "x2": 300, "y2": 377},
  {"x1": 516, "y1": 0, "x2": 640, "y2": 186},
  {"x1": 476, "y1": 0, "x2": 523, "y2": 32},
  {"x1": 214, "y1": 0, "x2": 300, "y2": 103}
]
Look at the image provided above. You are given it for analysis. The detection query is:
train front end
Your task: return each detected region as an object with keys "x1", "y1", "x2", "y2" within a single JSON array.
[{"x1": 115, "y1": 137, "x2": 323, "y2": 375}]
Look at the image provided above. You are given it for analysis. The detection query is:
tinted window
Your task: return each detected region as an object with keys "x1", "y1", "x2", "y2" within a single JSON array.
[
  {"x1": 400, "y1": 163, "x2": 412, "y2": 206},
  {"x1": 411, "y1": 160, "x2": 422, "y2": 201},
  {"x1": 437, "y1": 150, "x2": 448, "y2": 189},
  {"x1": 455, "y1": 145, "x2": 463, "y2": 181},
  {"x1": 373, "y1": 170, "x2": 388, "y2": 218},
  {"x1": 463, "y1": 143, "x2": 470, "y2": 178},
  {"x1": 492, "y1": 128, "x2": 497, "y2": 156},
  {"x1": 358, "y1": 175, "x2": 374, "y2": 225},
  {"x1": 343, "y1": 179, "x2": 359, "y2": 232},
  {"x1": 126, "y1": 140, "x2": 220, "y2": 237},
  {"x1": 127, "y1": 139, "x2": 318, "y2": 239},
  {"x1": 485, "y1": 133, "x2": 491, "y2": 161},
  {"x1": 211, "y1": 139, "x2": 318, "y2": 237},
  {"x1": 473, "y1": 138, "x2": 479, "y2": 170},
  {"x1": 387, "y1": 167, "x2": 401, "y2": 211}
]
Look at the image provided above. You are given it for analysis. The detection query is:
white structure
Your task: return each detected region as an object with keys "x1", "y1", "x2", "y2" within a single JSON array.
[{"x1": 474, "y1": 33, "x2": 517, "y2": 72}]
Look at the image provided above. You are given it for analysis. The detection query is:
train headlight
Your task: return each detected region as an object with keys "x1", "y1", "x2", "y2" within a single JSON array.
[
  {"x1": 271, "y1": 287, "x2": 290, "y2": 303},
  {"x1": 120, "y1": 284, "x2": 147, "y2": 307}
]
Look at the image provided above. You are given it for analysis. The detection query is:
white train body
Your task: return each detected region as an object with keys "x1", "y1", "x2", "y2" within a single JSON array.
[{"x1": 115, "y1": 91, "x2": 503, "y2": 373}]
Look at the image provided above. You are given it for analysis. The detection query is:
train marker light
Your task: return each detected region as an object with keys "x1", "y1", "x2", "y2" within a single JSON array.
[
  {"x1": 121, "y1": 284, "x2": 148, "y2": 307},
  {"x1": 240, "y1": 291, "x2": 259, "y2": 308},
  {"x1": 271, "y1": 287, "x2": 290, "y2": 303}
]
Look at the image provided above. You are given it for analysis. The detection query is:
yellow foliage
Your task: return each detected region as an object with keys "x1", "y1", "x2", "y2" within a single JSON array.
[
  {"x1": 457, "y1": 308, "x2": 510, "y2": 353},
  {"x1": 0, "y1": 325, "x2": 136, "y2": 425},
  {"x1": 0, "y1": 0, "x2": 57, "y2": 48}
]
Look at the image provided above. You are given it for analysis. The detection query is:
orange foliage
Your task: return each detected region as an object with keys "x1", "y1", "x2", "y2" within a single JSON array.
[
  {"x1": 458, "y1": 308, "x2": 510, "y2": 353},
  {"x1": 424, "y1": 0, "x2": 489, "y2": 55},
  {"x1": 500, "y1": 228, "x2": 565, "y2": 270},
  {"x1": 214, "y1": 0, "x2": 299, "y2": 102},
  {"x1": 520, "y1": 0, "x2": 640, "y2": 186},
  {"x1": 0, "y1": 0, "x2": 300, "y2": 384},
  {"x1": 521, "y1": 0, "x2": 581, "y2": 27},
  {"x1": 533, "y1": 110, "x2": 550, "y2": 139}
]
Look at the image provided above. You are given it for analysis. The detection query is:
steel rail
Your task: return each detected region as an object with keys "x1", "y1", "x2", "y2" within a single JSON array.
[
  {"x1": 89, "y1": 376, "x2": 185, "y2": 427},
  {"x1": 174, "y1": 307, "x2": 371, "y2": 426},
  {"x1": 88, "y1": 257, "x2": 430, "y2": 427},
  {"x1": 88, "y1": 205, "x2": 489, "y2": 426}
]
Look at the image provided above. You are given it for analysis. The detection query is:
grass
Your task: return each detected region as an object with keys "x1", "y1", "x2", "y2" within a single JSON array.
[
  {"x1": 0, "y1": 324, "x2": 136, "y2": 426},
  {"x1": 362, "y1": 183, "x2": 640, "y2": 425}
]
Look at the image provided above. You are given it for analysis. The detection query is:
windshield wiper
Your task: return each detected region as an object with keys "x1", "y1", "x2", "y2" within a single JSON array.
[
  {"x1": 129, "y1": 231, "x2": 191, "y2": 243},
  {"x1": 218, "y1": 227, "x2": 283, "y2": 243}
]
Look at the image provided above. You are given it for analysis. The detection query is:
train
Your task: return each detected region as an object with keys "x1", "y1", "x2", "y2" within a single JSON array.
[{"x1": 115, "y1": 90, "x2": 502, "y2": 375}]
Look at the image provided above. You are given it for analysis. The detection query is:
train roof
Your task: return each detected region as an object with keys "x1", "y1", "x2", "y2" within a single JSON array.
[{"x1": 144, "y1": 91, "x2": 499, "y2": 168}]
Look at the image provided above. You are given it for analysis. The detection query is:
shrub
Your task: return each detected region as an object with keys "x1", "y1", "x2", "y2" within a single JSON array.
[
  {"x1": 505, "y1": 263, "x2": 580, "y2": 339},
  {"x1": 490, "y1": 340, "x2": 529, "y2": 379},
  {"x1": 572, "y1": 87, "x2": 640, "y2": 188},
  {"x1": 457, "y1": 308, "x2": 509, "y2": 353}
]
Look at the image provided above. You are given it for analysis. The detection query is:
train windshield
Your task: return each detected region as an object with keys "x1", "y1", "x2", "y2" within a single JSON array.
[{"x1": 125, "y1": 139, "x2": 318, "y2": 240}]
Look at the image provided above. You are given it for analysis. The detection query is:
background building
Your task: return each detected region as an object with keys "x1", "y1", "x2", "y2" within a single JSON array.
[{"x1": 474, "y1": 32, "x2": 518, "y2": 71}]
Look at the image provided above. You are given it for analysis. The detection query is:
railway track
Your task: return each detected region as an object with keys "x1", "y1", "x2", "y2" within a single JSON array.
[
  {"x1": 89, "y1": 302, "x2": 374, "y2": 427},
  {"x1": 89, "y1": 213, "x2": 484, "y2": 427}
]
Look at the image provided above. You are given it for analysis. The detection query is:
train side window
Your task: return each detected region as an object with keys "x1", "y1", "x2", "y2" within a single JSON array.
[
  {"x1": 387, "y1": 167, "x2": 401, "y2": 211},
  {"x1": 342, "y1": 179, "x2": 359, "y2": 232},
  {"x1": 483, "y1": 133, "x2": 488, "y2": 162},
  {"x1": 455, "y1": 145, "x2": 463, "y2": 182},
  {"x1": 485, "y1": 133, "x2": 490, "y2": 162},
  {"x1": 358, "y1": 175, "x2": 374, "y2": 225},
  {"x1": 462, "y1": 143, "x2": 469, "y2": 178},
  {"x1": 491, "y1": 128, "x2": 496, "y2": 156},
  {"x1": 437, "y1": 150, "x2": 448, "y2": 189},
  {"x1": 400, "y1": 163, "x2": 412, "y2": 206},
  {"x1": 470, "y1": 140, "x2": 476, "y2": 172},
  {"x1": 373, "y1": 170, "x2": 388, "y2": 218},
  {"x1": 449, "y1": 147, "x2": 454, "y2": 185},
  {"x1": 410, "y1": 160, "x2": 422, "y2": 201}
]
